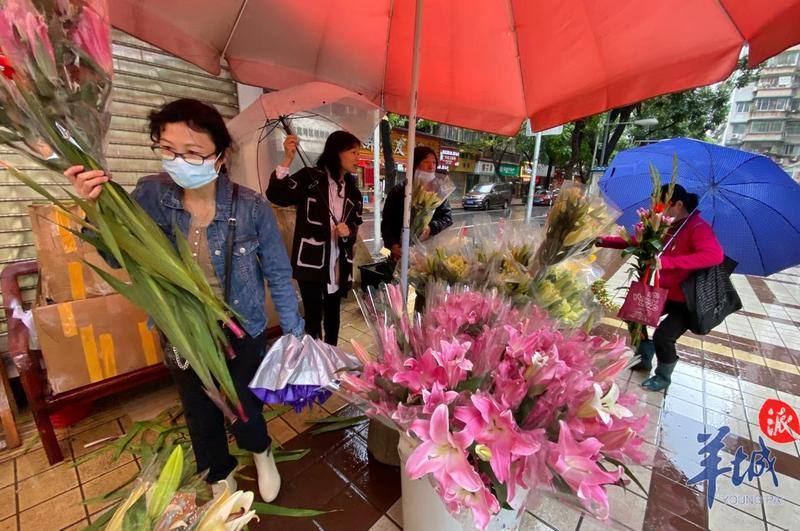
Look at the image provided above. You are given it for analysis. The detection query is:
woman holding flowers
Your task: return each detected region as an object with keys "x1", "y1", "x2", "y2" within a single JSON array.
[
  {"x1": 381, "y1": 145, "x2": 454, "y2": 262},
  {"x1": 64, "y1": 99, "x2": 303, "y2": 502},
  {"x1": 268, "y1": 131, "x2": 364, "y2": 346},
  {"x1": 598, "y1": 184, "x2": 723, "y2": 391}
]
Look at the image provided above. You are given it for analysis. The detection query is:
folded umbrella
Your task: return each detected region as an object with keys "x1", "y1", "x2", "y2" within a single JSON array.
[{"x1": 249, "y1": 335, "x2": 360, "y2": 411}]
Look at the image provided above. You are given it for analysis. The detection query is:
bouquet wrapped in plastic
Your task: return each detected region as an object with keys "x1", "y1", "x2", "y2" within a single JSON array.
[
  {"x1": 533, "y1": 182, "x2": 618, "y2": 272},
  {"x1": 102, "y1": 446, "x2": 258, "y2": 531},
  {"x1": 337, "y1": 283, "x2": 649, "y2": 530},
  {"x1": 410, "y1": 172, "x2": 456, "y2": 239},
  {"x1": 0, "y1": 0, "x2": 246, "y2": 420}
]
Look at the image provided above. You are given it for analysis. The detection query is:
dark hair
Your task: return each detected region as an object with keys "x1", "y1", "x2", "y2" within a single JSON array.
[
  {"x1": 413, "y1": 146, "x2": 438, "y2": 172},
  {"x1": 149, "y1": 98, "x2": 232, "y2": 155},
  {"x1": 661, "y1": 184, "x2": 698, "y2": 213},
  {"x1": 317, "y1": 131, "x2": 361, "y2": 195}
]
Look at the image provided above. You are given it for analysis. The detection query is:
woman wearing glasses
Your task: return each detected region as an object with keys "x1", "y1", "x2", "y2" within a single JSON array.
[{"x1": 62, "y1": 99, "x2": 302, "y2": 503}]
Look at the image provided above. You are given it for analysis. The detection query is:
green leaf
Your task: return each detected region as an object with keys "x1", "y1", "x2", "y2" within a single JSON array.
[
  {"x1": 273, "y1": 449, "x2": 311, "y2": 463},
  {"x1": 251, "y1": 502, "x2": 335, "y2": 518},
  {"x1": 310, "y1": 416, "x2": 368, "y2": 435},
  {"x1": 604, "y1": 455, "x2": 648, "y2": 496},
  {"x1": 513, "y1": 395, "x2": 537, "y2": 426},
  {"x1": 264, "y1": 405, "x2": 293, "y2": 422},
  {"x1": 456, "y1": 376, "x2": 484, "y2": 393}
]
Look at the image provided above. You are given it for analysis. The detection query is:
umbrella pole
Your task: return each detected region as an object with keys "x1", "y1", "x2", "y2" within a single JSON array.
[
  {"x1": 400, "y1": 0, "x2": 425, "y2": 303},
  {"x1": 373, "y1": 124, "x2": 382, "y2": 255}
]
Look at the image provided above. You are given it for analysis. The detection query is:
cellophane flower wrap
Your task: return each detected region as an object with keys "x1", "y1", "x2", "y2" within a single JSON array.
[
  {"x1": 338, "y1": 283, "x2": 648, "y2": 530},
  {"x1": 0, "y1": 0, "x2": 245, "y2": 420},
  {"x1": 616, "y1": 159, "x2": 677, "y2": 347},
  {"x1": 409, "y1": 216, "x2": 606, "y2": 332},
  {"x1": 102, "y1": 446, "x2": 258, "y2": 531},
  {"x1": 409, "y1": 171, "x2": 456, "y2": 239}
]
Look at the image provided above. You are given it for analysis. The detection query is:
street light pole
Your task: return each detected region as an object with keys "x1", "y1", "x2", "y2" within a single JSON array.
[{"x1": 525, "y1": 131, "x2": 542, "y2": 222}]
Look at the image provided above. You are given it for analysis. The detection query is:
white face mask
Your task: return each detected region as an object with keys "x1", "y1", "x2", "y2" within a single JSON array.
[{"x1": 415, "y1": 169, "x2": 435, "y2": 183}]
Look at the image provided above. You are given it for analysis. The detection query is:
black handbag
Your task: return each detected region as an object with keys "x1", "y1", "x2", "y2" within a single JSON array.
[{"x1": 681, "y1": 256, "x2": 742, "y2": 335}]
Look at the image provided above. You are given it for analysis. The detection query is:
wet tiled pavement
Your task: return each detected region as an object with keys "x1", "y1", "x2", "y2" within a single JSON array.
[{"x1": 2, "y1": 263, "x2": 800, "y2": 530}]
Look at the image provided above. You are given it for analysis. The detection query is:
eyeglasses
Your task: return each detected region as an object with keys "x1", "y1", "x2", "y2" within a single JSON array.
[{"x1": 151, "y1": 145, "x2": 218, "y2": 166}]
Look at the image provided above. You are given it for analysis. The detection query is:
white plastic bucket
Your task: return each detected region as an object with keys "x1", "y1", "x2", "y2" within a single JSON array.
[{"x1": 397, "y1": 435, "x2": 528, "y2": 531}]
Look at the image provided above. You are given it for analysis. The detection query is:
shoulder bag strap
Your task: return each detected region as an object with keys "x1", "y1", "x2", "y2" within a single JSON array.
[{"x1": 224, "y1": 183, "x2": 239, "y2": 304}]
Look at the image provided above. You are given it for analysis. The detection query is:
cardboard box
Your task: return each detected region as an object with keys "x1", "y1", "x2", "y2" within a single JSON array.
[
  {"x1": 29, "y1": 203, "x2": 129, "y2": 304},
  {"x1": 33, "y1": 293, "x2": 163, "y2": 394}
]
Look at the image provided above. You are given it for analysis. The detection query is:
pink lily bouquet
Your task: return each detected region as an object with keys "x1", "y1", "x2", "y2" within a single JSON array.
[{"x1": 341, "y1": 283, "x2": 648, "y2": 529}]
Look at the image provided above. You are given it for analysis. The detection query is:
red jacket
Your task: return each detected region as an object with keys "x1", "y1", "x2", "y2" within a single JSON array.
[{"x1": 600, "y1": 212, "x2": 724, "y2": 302}]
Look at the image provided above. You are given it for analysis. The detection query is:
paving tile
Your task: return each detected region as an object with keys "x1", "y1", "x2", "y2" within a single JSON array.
[
  {"x1": 18, "y1": 488, "x2": 85, "y2": 531},
  {"x1": 76, "y1": 449, "x2": 134, "y2": 484},
  {"x1": 0, "y1": 517, "x2": 16, "y2": 531},
  {"x1": 519, "y1": 512, "x2": 556, "y2": 530},
  {"x1": 764, "y1": 497, "x2": 800, "y2": 531},
  {"x1": 704, "y1": 394, "x2": 748, "y2": 421},
  {"x1": 280, "y1": 404, "x2": 332, "y2": 433},
  {"x1": 0, "y1": 461, "x2": 12, "y2": 489},
  {"x1": 668, "y1": 383, "x2": 704, "y2": 407},
  {"x1": 267, "y1": 417, "x2": 298, "y2": 446},
  {"x1": 313, "y1": 484, "x2": 383, "y2": 531},
  {"x1": 368, "y1": 515, "x2": 401, "y2": 531},
  {"x1": 670, "y1": 372, "x2": 704, "y2": 392},
  {"x1": 69, "y1": 420, "x2": 123, "y2": 459},
  {"x1": 529, "y1": 492, "x2": 583, "y2": 530},
  {"x1": 708, "y1": 499, "x2": 765, "y2": 531},
  {"x1": 14, "y1": 442, "x2": 72, "y2": 481},
  {"x1": 81, "y1": 461, "x2": 139, "y2": 514},
  {"x1": 647, "y1": 474, "x2": 708, "y2": 529},
  {"x1": 62, "y1": 519, "x2": 90, "y2": 531},
  {"x1": 761, "y1": 472, "x2": 800, "y2": 506},
  {"x1": 663, "y1": 396, "x2": 705, "y2": 424},
  {"x1": 386, "y1": 499, "x2": 402, "y2": 527},
  {"x1": 350, "y1": 455, "x2": 401, "y2": 513},
  {"x1": 713, "y1": 478, "x2": 763, "y2": 517},
  {"x1": 16, "y1": 462, "x2": 78, "y2": 511},
  {"x1": 0, "y1": 486, "x2": 15, "y2": 521}
]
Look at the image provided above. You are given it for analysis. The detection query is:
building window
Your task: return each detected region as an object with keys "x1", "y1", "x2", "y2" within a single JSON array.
[
  {"x1": 783, "y1": 145, "x2": 800, "y2": 156},
  {"x1": 736, "y1": 102, "x2": 751, "y2": 113},
  {"x1": 787, "y1": 122, "x2": 800, "y2": 135},
  {"x1": 731, "y1": 124, "x2": 747, "y2": 135},
  {"x1": 769, "y1": 51, "x2": 800, "y2": 67},
  {"x1": 750, "y1": 121, "x2": 784, "y2": 134},
  {"x1": 754, "y1": 98, "x2": 791, "y2": 111},
  {"x1": 759, "y1": 76, "x2": 795, "y2": 88}
]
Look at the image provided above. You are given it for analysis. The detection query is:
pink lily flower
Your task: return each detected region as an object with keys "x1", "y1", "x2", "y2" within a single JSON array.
[
  {"x1": 455, "y1": 394, "x2": 540, "y2": 484},
  {"x1": 406, "y1": 404, "x2": 484, "y2": 493},
  {"x1": 442, "y1": 485, "x2": 500, "y2": 531},
  {"x1": 393, "y1": 349, "x2": 446, "y2": 395},
  {"x1": 421, "y1": 382, "x2": 460, "y2": 415},
  {"x1": 430, "y1": 339, "x2": 473, "y2": 387},
  {"x1": 73, "y1": 0, "x2": 113, "y2": 74},
  {"x1": 549, "y1": 421, "x2": 623, "y2": 519}
]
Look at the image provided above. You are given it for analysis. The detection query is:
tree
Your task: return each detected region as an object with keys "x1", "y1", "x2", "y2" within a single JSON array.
[{"x1": 380, "y1": 118, "x2": 397, "y2": 190}]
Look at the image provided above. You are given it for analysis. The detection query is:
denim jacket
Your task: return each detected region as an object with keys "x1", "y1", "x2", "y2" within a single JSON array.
[{"x1": 126, "y1": 172, "x2": 304, "y2": 338}]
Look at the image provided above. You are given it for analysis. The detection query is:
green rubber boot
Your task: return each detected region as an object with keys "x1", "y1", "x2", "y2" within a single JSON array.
[
  {"x1": 630, "y1": 340, "x2": 655, "y2": 372},
  {"x1": 642, "y1": 362, "x2": 677, "y2": 392}
]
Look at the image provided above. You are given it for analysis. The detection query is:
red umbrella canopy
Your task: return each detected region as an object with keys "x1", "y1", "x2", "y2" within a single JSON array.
[{"x1": 110, "y1": 0, "x2": 800, "y2": 134}]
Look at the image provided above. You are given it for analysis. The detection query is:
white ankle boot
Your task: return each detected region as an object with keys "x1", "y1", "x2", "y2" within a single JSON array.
[
  {"x1": 253, "y1": 448, "x2": 281, "y2": 502},
  {"x1": 211, "y1": 470, "x2": 238, "y2": 499}
]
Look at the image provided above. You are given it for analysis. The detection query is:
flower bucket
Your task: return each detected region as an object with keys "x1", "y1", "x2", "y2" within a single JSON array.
[
  {"x1": 367, "y1": 418, "x2": 400, "y2": 466},
  {"x1": 398, "y1": 436, "x2": 528, "y2": 531}
]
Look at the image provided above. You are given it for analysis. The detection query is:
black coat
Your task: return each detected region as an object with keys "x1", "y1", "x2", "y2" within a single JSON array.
[
  {"x1": 381, "y1": 181, "x2": 453, "y2": 249},
  {"x1": 267, "y1": 167, "x2": 363, "y2": 292}
]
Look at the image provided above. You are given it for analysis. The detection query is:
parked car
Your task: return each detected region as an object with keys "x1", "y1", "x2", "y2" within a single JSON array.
[
  {"x1": 462, "y1": 182, "x2": 514, "y2": 210},
  {"x1": 531, "y1": 192, "x2": 555, "y2": 206}
]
